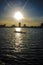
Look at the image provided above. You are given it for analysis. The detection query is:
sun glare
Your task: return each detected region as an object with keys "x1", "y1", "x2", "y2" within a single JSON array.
[
  {"x1": 15, "y1": 28, "x2": 21, "y2": 31},
  {"x1": 14, "y1": 11, "x2": 24, "y2": 21}
]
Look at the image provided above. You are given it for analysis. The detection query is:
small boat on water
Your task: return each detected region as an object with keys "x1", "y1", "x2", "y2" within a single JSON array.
[{"x1": 14, "y1": 31, "x2": 26, "y2": 34}]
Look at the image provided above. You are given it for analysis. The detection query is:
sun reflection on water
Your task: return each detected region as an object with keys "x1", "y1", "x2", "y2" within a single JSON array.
[
  {"x1": 15, "y1": 28, "x2": 21, "y2": 31},
  {"x1": 14, "y1": 28, "x2": 23, "y2": 52}
]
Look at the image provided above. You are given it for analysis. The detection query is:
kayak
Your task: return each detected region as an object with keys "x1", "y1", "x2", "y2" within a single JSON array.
[{"x1": 14, "y1": 31, "x2": 26, "y2": 34}]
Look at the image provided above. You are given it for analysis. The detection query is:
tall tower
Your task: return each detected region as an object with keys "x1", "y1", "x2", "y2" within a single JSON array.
[{"x1": 19, "y1": 23, "x2": 21, "y2": 27}]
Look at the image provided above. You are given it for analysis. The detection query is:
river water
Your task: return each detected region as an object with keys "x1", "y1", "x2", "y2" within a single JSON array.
[{"x1": 0, "y1": 28, "x2": 43, "y2": 65}]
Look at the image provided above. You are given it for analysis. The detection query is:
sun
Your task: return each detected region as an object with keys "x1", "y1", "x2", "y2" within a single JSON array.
[{"x1": 14, "y1": 11, "x2": 24, "y2": 21}]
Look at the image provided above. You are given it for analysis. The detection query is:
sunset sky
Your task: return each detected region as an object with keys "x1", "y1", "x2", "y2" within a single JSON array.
[{"x1": 0, "y1": 0, "x2": 43, "y2": 26}]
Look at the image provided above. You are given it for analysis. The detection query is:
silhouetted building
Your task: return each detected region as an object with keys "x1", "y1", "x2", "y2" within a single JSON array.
[
  {"x1": 11, "y1": 25, "x2": 16, "y2": 27},
  {"x1": 24, "y1": 24, "x2": 26, "y2": 27},
  {"x1": 41, "y1": 23, "x2": 43, "y2": 27},
  {"x1": 23, "y1": 24, "x2": 29, "y2": 28},
  {"x1": 0, "y1": 24, "x2": 6, "y2": 27},
  {"x1": 19, "y1": 23, "x2": 21, "y2": 27}
]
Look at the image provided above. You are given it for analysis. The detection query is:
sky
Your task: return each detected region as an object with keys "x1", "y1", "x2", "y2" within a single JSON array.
[{"x1": 0, "y1": 0, "x2": 43, "y2": 26}]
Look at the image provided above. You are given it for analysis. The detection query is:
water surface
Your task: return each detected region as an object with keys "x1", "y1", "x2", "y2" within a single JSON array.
[{"x1": 0, "y1": 28, "x2": 43, "y2": 65}]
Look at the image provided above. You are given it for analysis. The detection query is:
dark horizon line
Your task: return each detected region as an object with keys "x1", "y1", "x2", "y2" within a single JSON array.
[{"x1": 0, "y1": 23, "x2": 43, "y2": 28}]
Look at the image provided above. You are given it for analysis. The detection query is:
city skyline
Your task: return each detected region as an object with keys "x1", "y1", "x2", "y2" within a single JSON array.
[{"x1": 0, "y1": 22, "x2": 43, "y2": 28}]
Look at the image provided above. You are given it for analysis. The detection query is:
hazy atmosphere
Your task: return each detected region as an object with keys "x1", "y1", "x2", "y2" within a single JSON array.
[{"x1": 0, "y1": 0, "x2": 43, "y2": 26}]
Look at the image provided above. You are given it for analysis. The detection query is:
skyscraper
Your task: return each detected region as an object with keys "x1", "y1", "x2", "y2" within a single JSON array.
[{"x1": 19, "y1": 23, "x2": 21, "y2": 27}]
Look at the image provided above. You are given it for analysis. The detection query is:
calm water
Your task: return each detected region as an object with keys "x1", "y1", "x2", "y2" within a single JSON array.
[{"x1": 0, "y1": 28, "x2": 43, "y2": 65}]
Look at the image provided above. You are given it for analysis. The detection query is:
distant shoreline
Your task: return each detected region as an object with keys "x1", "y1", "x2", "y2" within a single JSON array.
[
  {"x1": 0, "y1": 27, "x2": 43, "y2": 28},
  {"x1": 0, "y1": 23, "x2": 43, "y2": 28}
]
